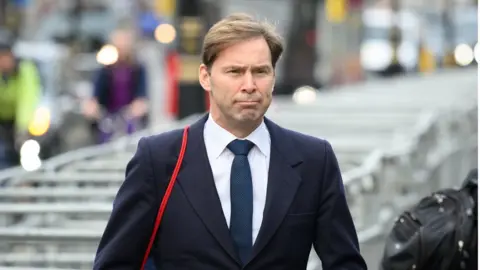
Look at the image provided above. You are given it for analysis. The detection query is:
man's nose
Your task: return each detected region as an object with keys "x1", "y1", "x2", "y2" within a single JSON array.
[{"x1": 241, "y1": 73, "x2": 257, "y2": 93}]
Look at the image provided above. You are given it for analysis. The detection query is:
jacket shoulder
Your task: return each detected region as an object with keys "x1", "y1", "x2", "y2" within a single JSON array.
[
  {"x1": 141, "y1": 128, "x2": 186, "y2": 155},
  {"x1": 273, "y1": 124, "x2": 335, "y2": 165},
  {"x1": 143, "y1": 127, "x2": 184, "y2": 143},
  {"x1": 281, "y1": 126, "x2": 330, "y2": 151}
]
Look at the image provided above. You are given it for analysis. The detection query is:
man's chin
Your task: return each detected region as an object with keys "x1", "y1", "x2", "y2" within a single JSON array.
[{"x1": 235, "y1": 111, "x2": 262, "y2": 123}]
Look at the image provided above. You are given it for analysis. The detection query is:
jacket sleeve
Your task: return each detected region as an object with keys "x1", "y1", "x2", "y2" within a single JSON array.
[
  {"x1": 93, "y1": 137, "x2": 160, "y2": 269},
  {"x1": 93, "y1": 67, "x2": 108, "y2": 102},
  {"x1": 15, "y1": 61, "x2": 41, "y2": 132},
  {"x1": 134, "y1": 64, "x2": 147, "y2": 99},
  {"x1": 313, "y1": 141, "x2": 368, "y2": 270}
]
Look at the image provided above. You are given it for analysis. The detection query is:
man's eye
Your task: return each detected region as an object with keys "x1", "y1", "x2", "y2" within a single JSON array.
[{"x1": 254, "y1": 69, "x2": 270, "y2": 75}]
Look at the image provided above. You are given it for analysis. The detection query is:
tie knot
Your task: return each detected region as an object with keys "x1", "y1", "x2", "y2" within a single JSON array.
[{"x1": 227, "y1": 139, "x2": 254, "y2": 156}]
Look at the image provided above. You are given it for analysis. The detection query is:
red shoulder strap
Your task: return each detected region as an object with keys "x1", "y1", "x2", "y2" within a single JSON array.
[{"x1": 140, "y1": 126, "x2": 189, "y2": 269}]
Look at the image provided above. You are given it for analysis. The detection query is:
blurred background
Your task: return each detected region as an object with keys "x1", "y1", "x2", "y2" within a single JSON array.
[
  {"x1": 0, "y1": 0, "x2": 477, "y2": 269},
  {"x1": 0, "y1": 0, "x2": 477, "y2": 165}
]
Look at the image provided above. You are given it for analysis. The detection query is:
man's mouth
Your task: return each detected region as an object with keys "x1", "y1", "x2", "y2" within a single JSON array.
[{"x1": 236, "y1": 100, "x2": 260, "y2": 104}]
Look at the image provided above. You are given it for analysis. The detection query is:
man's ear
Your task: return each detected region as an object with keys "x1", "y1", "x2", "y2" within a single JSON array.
[{"x1": 199, "y1": 64, "x2": 211, "y2": 92}]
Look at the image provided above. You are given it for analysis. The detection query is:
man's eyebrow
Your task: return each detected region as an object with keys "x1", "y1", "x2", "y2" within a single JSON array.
[
  {"x1": 222, "y1": 65, "x2": 245, "y2": 69},
  {"x1": 252, "y1": 65, "x2": 272, "y2": 70},
  {"x1": 222, "y1": 64, "x2": 272, "y2": 70}
]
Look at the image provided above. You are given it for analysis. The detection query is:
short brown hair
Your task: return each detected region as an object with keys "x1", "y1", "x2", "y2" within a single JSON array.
[{"x1": 201, "y1": 13, "x2": 284, "y2": 71}]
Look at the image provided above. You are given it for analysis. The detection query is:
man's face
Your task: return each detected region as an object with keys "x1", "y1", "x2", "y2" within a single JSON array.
[
  {"x1": 111, "y1": 31, "x2": 133, "y2": 58},
  {"x1": 199, "y1": 37, "x2": 275, "y2": 126},
  {"x1": 0, "y1": 51, "x2": 14, "y2": 72}
]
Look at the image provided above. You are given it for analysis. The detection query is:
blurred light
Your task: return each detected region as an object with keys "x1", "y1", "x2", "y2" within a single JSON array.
[
  {"x1": 292, "y1": 86, "x2": 317, "y2": 104},
  {"x1": 362, "y1": 9, "x2": 393, "y2": 28},
  {"x1": 155, "y1": 23, "x2": 176, "y2": 44},
  {"x1": 325, "y1": 0, "x2": 347, "y2": 23},
  {"x1": 20, "y1": 155, "x2": 42, "y2": 172},
  {"x1": 28, "y1": 106, "x2": 51, "y2": 137},
  {"x1": 474, "y1": 43, "x2": 480, "y2": 63},
  {"x1": 397, "y1": 42, "x2": 418, "y2": 70},
  {"x1": 454, "y1": 44, "x2": 474, "y2": 66},
  {"x1": 20, "y1": 139, "x2": 42, "y2": 172},
  {"x1": 20, "y1": 139, "x2": 41, "y2": 157},
  {"x1": 418, "y1": 46, "x2": 437, "y2": 73},
  {"x1": 360, "y1": 40, "x2": 393, "y2": 71},
  {"x1": 155, "y1": 0, "x2": 175, "y2": 17},
  {"x1": 96, "y1": 45, "x2": 119, "y2": 65},
  {"x1": 397, "y1": 11, "x2": 418, "y2": 29}
]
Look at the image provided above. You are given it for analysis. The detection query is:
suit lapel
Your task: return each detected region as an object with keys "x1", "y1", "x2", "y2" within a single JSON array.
[
  {"x1": 174, "y1": 114, "x2": 241, "y2": 264},
  {"x1": 249, "y1": 118, "x2": 304, "y2": 263}
]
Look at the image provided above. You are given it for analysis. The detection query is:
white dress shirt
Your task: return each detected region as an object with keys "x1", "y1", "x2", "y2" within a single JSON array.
[{"x1": 204, "y1": 115, "x2": 270, "y2": 244}]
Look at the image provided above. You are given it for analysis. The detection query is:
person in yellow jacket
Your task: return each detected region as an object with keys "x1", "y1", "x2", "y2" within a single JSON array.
[{"x1": 0, "y1": 29, "x2": 41, "y2": 169}]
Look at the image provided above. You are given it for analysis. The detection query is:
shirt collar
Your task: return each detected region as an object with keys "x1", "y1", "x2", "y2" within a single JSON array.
[{"x1": 204, "y1": 114, "x2": 270, "y2": 159}]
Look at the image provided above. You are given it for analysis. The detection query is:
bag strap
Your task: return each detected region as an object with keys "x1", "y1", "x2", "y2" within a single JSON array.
[{"x1": 140, "y1": 126, "x2": 189, "y2": 269}]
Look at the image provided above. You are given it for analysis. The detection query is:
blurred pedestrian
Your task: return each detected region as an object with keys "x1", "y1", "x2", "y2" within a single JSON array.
[
  {"x1": 0, "y1": 28, "x2": 41, "y2": 169},
  {"x1": 82, "y1": 27, "x2": 149, "y2": 140}
]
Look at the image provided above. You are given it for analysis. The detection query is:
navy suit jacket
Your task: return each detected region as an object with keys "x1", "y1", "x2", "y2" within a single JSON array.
[{"x1": 94, "y1": 114, "x2": 367, "y2": 269}]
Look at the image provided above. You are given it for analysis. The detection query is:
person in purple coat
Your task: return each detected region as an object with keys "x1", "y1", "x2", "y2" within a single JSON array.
[{"x1": 82, "y1": 28, "x2": 149, "y2": 141}]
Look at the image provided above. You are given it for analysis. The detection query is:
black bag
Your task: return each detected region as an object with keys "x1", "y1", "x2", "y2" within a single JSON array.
[{"x1": 381, "y1": 169, "x2": 478, "y2": 270}]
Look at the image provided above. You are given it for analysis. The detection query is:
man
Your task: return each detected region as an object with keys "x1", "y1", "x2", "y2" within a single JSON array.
[
  {"x1": 0, "y1": 29, "x2": 41, "y2": 169},
  {"x1": 94, "y1": 13, "x2": 366, "y2": 269}
]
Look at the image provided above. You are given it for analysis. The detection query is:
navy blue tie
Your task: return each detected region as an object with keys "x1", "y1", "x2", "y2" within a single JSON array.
[{"x1": 227, "y1": 139, "x2": 254, "y2": 265}]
